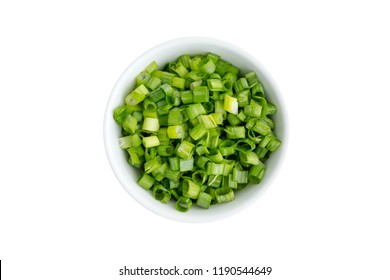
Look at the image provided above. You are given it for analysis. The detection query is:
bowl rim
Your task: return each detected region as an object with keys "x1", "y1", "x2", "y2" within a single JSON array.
[{"x1": 103, "y1": 36, "x2": 289, "y2": 223}]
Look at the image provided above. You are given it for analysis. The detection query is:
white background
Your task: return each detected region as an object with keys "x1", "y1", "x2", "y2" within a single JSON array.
[{"x1": 1, "y1": 0, "x2": 389, "y2": 279}]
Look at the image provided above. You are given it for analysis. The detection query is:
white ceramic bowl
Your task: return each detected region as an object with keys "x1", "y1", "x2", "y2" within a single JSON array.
[{"x1": 104, "y1": 37, "x2": 288, "y2": 223}]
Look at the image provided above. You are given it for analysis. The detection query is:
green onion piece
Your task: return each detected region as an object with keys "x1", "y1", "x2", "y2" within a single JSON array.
[
  {"x1": 182, "y1": 180, "x2": 201, "y2": 199},
  {"x1": 186, "y1": 103, "x2": 206, "y2": 119},
  {"x1": 180, "y1": 90, "x2": 193, "y2": 104},
  {"x1": 237, "y1": 90, "x2": 250, "y2": 107},
  {"x1": 122, "y1": 114, "x2": 138, "y2": 134},
  {"x1": 190, "y1": 124, "x2": 207, "y2": 141},
  {"x1": 248, "y1": 162, "x2": 266, "y2": 184},
  {"x1": 129, "y1": 133, "x2": 142, "y2": 147},
  {"x1": 193, "y1": 86, "x2": 209, "y2": 103},
  {"x1": 168, "y1": 156, "x2": 180, "y2": 171},
  {"x1": 146, "y1": 61, "x2": 159, "y2": 73},
  {"x1": 196, "y1": 156, "x2": 210, "y2": 170},
  {"x1": 142, "y1": 135, "x2": 160, "y2": 148},
  {"x1": 189, "y1": 55, "x2": 203, "y2": 71},
  {"x1": 218, "y1": 139, "x2": 236, "y2": 156},
  {"x1": 187, "y1": 71, "x2": 205, "y2": 81},
  {"x1": 195, "y1": 145, "x2": 209, "y2": 156},
  {"x1": 190, "y1": 80, "x2": 203, "y2": 90},
  {"x1": 244, "y1": 100, "x2": 263, "y2": 118},
  {"x1": 157, "y1": 145, "x2": 174, "y2": 157},
  {"x1": 167, "y1": 125, "x2": 185, "y2": 139},
  {"x1": 267, "y1": 137, "x2": 281, "y2": 152},
  {"x1": 137, "y1": 173, "x2": 155, "y2": 190},
  {"x1": 136, "y1": 71, "x2": 151, "y2": 86},
  {"x1": 152, "y1": 70, "x2": 176, "y2": 84},
  {"x1": 148, "y1": 88, "x2": 165, "y2": 102},
  {"x1": 239, "y1": 151, "x2": 260, "y2": 165},
  {"x1": 176, "y1": 140, "x2": 195, "y2": 159},
  {"x1": 207, "y1": 52, "x2": 220, "y2": 64},
  {"x1": 192, "y1": 170, "x2": 208, "y2": 185},
  {"x1": 207, "y1": 162, "x2": 224, "y2": 175},
  {"x1": 234, "y1": 78, "x2": 249, "y2": 93},
  {"x1": 244, "y1": 71, "x2": 259, "y2": 87},
  {"x1": 170, "y1": 76, "x2": 186, "y2": 89},
  {"x1": 165, "y1": 89, "x2": 181, "y2": 107},
  {"x1": 118, "y1": 135, "x2": 133, "y2": 149},
  {"x1": 236, "y1": 138, "x2": 256, "y2": 152},
  {"x1": 144, "y1": 156, "x2": 162, "y2": 174},
  {"x1": 202, "y1": 102, "x2": 214, "y2": 114},
  {"x1": 207, "y1": 174, "x2": 222, "y2": 188},
  {"x1": 152, "y1": 162, "x2": 168, "y2": 181},
  {"x1": 215, "y1": 187, "x2": 235, "y2": 203},
  {"x1": 168, "y1": 108, "x2": 184, "y2": 125},
  {"x1": 198, "y1": 115, "x2": 217, "y2": 129},
  {"x1": 200, "y1": 57, "x2": 216, "y2": 74},
  {"x1": 252, "y1": 120, "x2": 272, "y2": 135},
  {"x1": 208, "y1": 149, "x2": 224, "y2": 163},
  {"x1": 127, "y1": 147, "x2": 142, "y2": 167},
  {"x1": 174, "y1": 63, "x2": 189, "y2": 78},
  {"x1": 207, "y1": 79, "x2": 224, "y2": 91},
  {"x1": 196, "y1": 192, "x2": 212, "y2": 209},
  {"x1": 251, "y1": 82, "x2": 265, "y2": 98},
  {"x1": 175, "y1": 196, "x2": 192, "y2": 212},
  {"x1": 125, "y1": 84, "x2": 149, "y2": 105},
  {"x1": 227, "y1": 114, "x2": 242, "y2": 126},
  {"x1": 152, "y1": 185, "x2": 171, "y2": 203},
  {"x1": 178, "y1": 54, "x2": 191, "y2": 69},
  {"x1": 232, "y1": 162, "x2": 248, "y2": 183},
  {"x1": 215, "y1": 59, "x2": 231, "y2": 76},
  {"x1": 211, "y1": 112, "x2": 224, "y2": 125},
  {"x1": 143, "y1": 98, "x2": 157, "y2": 112},
  {"x1": 165, "y1": 168, "x2": 181, "y2": 182},
  {"x1": 225, "y1": 126, "x2": 246, "y2": 139},
  {"x1": 266, "y1": 103, "x2": 277, "y2": 115},
  {"x1": 224, "y1": 94, "x2": 238, "y2": 115},
  {"x1": 215, "y1": 100, "x2": 227, "y2": 119},
  {"x1": 146, "y1": 76, "x2": 162, "y2": 90},
  {"x1": 222, "y1": 160, "x2": 235, "y2": 176},
  {"x1": 158, "y1": 114, "x2": 168, "y2": 126},
  {"x1": 142, "y1": 117, "x2": 159, "y2": 133}
]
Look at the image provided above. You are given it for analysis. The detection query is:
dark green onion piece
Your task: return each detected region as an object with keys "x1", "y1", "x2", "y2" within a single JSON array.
[{"x1": 153, "y1": 185, "x2": 171, "y2": 203}]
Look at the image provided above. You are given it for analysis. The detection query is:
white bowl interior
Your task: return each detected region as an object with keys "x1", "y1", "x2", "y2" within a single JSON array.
[{"x1": 104, "y1": 37, "x2": 287, "y2": 223}]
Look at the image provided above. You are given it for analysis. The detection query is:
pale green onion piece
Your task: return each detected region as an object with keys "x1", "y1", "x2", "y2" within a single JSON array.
[
  {"x1": 122, "y1": 114, "x2": 138, "y2": 134},
  {"x1": 198, "y1": 114, "x2": 217, "y2": 129},
  {"x1": 142, "y1": 135, "x2": 160, "y2": 148},
  {"x1": 207, "y1": 174, "x2": 222, "y2": 188},
  {"x1": 207, "y1": 162, "x2": 224, "y2": 175},
  {"x1": 190, "y1": 124, "x2": 207, "y2": 141},
  {"x1": 224, "y1": 94, "x2": 238, "y2": 115},
  {"x1": 186, "y1": 103, "x2": 206, "y2": 119},
  {"x1": 179, "y1": 158, "x2": 194, "y2": 172},
  {"x1": 167, "y1": 125, "x2": 185, "y2": 139},
  {"x1": 142, "y1": 117, "x2": 159, "y2": 133},
  {"x1": 157, "y1": 145, "x2": 174, "y2": 157},
  {"x1": 169, "y1": 157, "x2": 180, "y2": 171},
  {"x1": 176, "y1": 140, "x2": 195, "y2": 159}
]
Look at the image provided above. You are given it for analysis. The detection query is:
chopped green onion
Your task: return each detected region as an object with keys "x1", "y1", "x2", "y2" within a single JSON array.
[
  {"x1": 196, "y1": 192, "x2": 212, "y2": 209},
  {"x1": 142, "y1": 135, "x2": 160, "y2": 148},
  {"x1": 215, "y1": 187, "x2": 235, "y2": 203},
  {"x1": 224, "y1": 94, "x2": 238, "y2": 115},
  {"x1": 182, "y1": 180, "x2": 201, "y2": 199},
  {"x1": 152, "y1": 185, "x2": 171, "y2": 203},
  {"x1": 113, "y1": 53, "x2": 281, "y2": 212},
  {"x1": 176, "y1": 140, "x2": 195, "y2": 159},
  {"x1": 193, "y1": 86, "x2": 209, "y2": 103},
  {"x1": 138, "y1": 173, "x2": 155, "y2": 190},
  {"x1": 142, "y1": 117, "x2": 159, "y2": 133},
  {"x1": 175, "y1": 196, "x2": 192, "y2": 212},
  {"x1": 125, "y1": 84, "x2": 149, "y2": 105}
]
